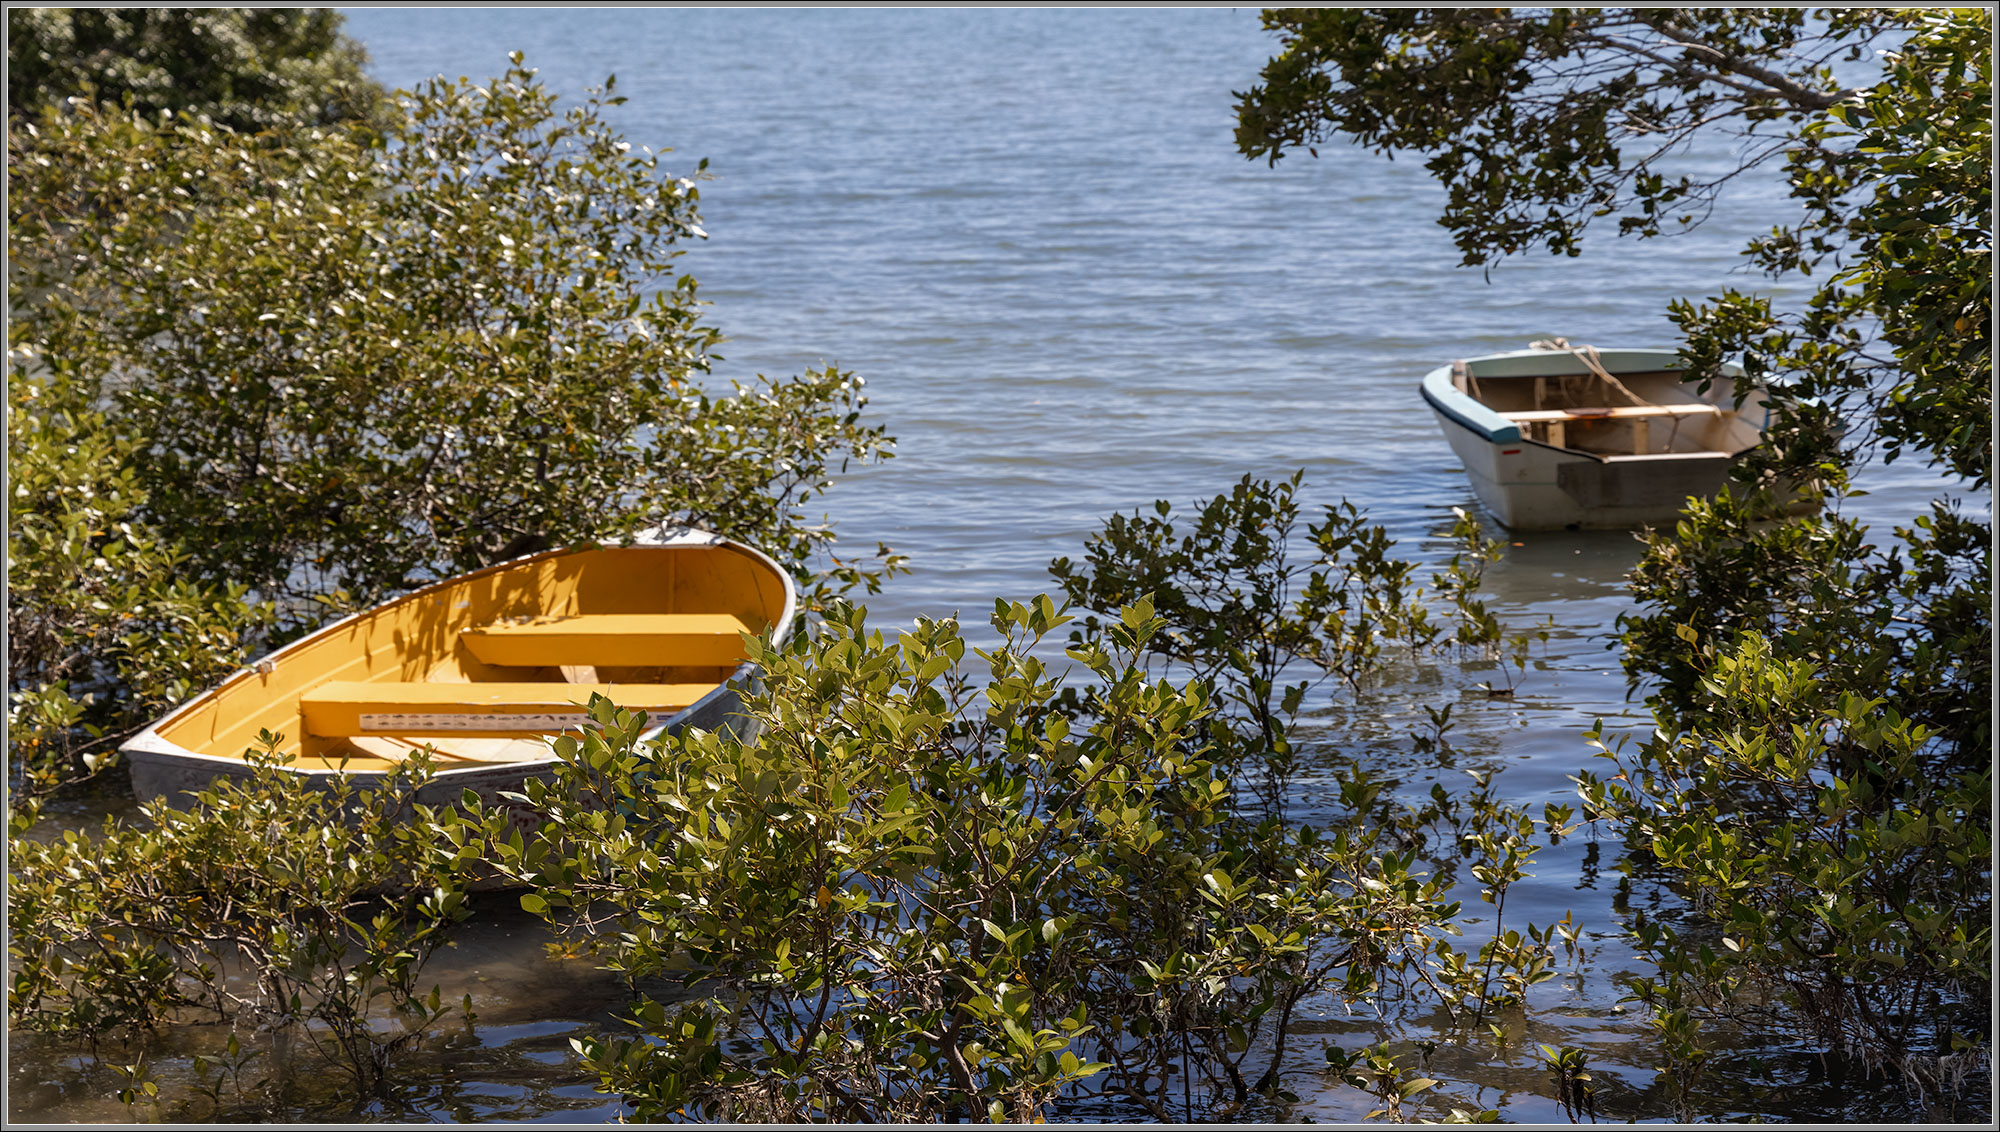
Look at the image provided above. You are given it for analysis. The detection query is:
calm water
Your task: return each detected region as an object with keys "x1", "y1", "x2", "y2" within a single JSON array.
[{"x1": 10, "y1": 8, "x2": 1980, "y2": 1124}]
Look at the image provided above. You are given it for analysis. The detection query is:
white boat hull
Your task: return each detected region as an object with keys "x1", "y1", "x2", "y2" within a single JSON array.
[
  {"x1": 1421, "y1": 347, "x2": 1782, "y2": 530},
  {"x1": 1428, "y1": 406, "x2": 1739, "y2": 529}
]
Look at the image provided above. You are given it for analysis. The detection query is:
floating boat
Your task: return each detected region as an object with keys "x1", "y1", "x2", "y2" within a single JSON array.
[
  {"x1": 1421, "y1": 342, "x2": 1781, "y2": 530},
  {"x1": 121, "y1": 529, "x2": 795, "y2": 821}
]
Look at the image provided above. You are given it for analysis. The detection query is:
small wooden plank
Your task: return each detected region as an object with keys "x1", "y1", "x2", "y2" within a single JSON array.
[
  {"x1": 1499, "y1": 404, "x2": 1721, "y2": 423},
  {"x1": 300, "y1": 681, "x2": 714, "y2": 736},
  {"x1": 459, "y1": 613, "x2": 753, "y2": 668}
]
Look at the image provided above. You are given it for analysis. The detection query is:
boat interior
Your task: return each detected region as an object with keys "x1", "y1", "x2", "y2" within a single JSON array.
[
  {"x1": 1458, "y1": 368, "x2": 1763, "y2": 457},
  {"x1": 152, "y1": 544, "x2": 789, "y2": 774}
]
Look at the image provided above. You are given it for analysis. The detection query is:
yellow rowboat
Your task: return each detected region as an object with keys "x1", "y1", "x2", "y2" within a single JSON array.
[{"x1": 121, "y1": 529, "x2": 795, "y2": 819}]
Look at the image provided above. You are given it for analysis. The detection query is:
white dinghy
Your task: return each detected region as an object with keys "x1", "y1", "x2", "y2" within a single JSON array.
[{"x1": 1420, "y1": 341, "x2": 1791, "y2": 530}]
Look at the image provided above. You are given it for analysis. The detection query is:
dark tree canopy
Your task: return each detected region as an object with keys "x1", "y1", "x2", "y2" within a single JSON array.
[
  {"x1": 6, "y1": 7, "x2": 382, "y2": 129},
  {"x1": 1235, "y1": 8, "x2": 1902, "y2": 265}
]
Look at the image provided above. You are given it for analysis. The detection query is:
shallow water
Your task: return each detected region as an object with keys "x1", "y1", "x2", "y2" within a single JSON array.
[{"x1": 9, "y1": 8, "x2": 1983, "y2": 1124}]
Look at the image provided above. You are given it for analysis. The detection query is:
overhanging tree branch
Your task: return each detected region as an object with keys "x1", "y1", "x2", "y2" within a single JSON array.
[{"x1": 1646, "y1": 21, "x2": 1864, "y2": 110}]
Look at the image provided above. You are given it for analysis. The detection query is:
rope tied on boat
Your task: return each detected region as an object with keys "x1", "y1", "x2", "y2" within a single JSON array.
[{"x1": 1528, "y1": 337, "x2": 1649, "y2": 407}]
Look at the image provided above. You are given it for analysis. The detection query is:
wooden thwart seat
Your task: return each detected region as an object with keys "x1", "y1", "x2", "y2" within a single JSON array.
[
  {"x1": 299, "y1": 681, "x2": 715, "y2": 737},
  {"x1": 458, "y1": 613, "x2": 755, "y2": 668},
  {"x1": 1501, "y1": 403, "x2": 1722, "y2": 454},
  {"x1": 1499, "y1": 403, "x2": 1721, "y2": 423}
]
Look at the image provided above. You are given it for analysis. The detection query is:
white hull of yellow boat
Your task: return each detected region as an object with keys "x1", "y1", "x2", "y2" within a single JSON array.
[{"x1": 121, "y1": 529, "x2": 795, "y2": 821}]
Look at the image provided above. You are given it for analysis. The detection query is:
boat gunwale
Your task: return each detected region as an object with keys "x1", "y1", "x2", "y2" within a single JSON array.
[
  {"x1": 1421, "y1": 364, "x2": 1521, "y2": 444},
  {"x1": 121, "y1": 531, "x2": 797, "y2": 782}
]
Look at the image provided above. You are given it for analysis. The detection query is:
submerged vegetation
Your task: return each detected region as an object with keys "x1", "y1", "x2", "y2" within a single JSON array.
[
  {"x1": 7, "y1": 5, "x2": 1990, "y2": 1124},
  {"x1": 9, "y1": 742, "x2": 482, "y2": 1100}
]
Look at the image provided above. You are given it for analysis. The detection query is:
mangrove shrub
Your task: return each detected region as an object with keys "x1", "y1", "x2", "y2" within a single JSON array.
[
  {"x1": 7, "y1": 55, "x2": 895, "y2": 811},
  {"x1": 493, "y1": 477, "x2": 1568, "y2": 1122},
  {"x1": 6, "y1": 7, "x2": 382, "y2": 130},
  {"x1": 8, "y1": 741, "x2": 485, "y2": 1109}
]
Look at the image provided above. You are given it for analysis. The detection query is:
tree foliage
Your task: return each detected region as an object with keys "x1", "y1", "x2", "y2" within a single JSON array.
[
  {"x1": 4, "y1": 372, "x2": 277, "y2": 829},
  {"x1": 1621, "y1": 491, "x2": 1989, "y2": 757},
  {"x1": 1580, "y1": 635, "x2": 1989, "y2": 1118},
  {"x1": 6, "y1": 7, "x2": 382, "y2": 130},
  {"x1": 1049, "y1": 473, "x2": 1510, "y2": 809},
  {"x1": 1237, "y1": 8, "x2": 1900, "y2": 265},
  {"x1": 1240, "y1": 6, "x2": 1992, "y2": 1115},
  {"x1": 7, "y1": 56, "x2": 896, "y2": 805},
  {"x1": 8, "y1": 741, "x2": 483, "y2": 1105},
  {"x1": 491, "y1": 478, "x2": 1566, "y2": 1122},
  {"x1": 1669, "y1": 8, "x2": 1991, "y2": 487}
]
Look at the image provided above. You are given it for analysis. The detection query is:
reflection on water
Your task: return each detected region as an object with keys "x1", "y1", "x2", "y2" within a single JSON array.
[
  {"x1": 9, "y1": 905, "x2": 636, "y2": 1124},
  {"x1": 9, "y1": 7, "x2": 1981, "y2": 1124}
]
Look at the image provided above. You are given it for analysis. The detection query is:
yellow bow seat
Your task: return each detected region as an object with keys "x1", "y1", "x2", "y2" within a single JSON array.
[{"x1": 457, "y1": 613, "x2": 755, "y2": 668}]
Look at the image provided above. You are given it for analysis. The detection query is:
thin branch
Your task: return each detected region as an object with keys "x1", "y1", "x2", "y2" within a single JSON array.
[{"x1": 1650, "y1": 23, "x2": 1867, "y2": 110}]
